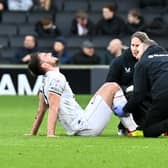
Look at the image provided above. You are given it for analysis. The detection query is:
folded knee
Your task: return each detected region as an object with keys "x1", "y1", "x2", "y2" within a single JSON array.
[{"x1": 103, "y1": 82, "x2": 120, "y2": 93}]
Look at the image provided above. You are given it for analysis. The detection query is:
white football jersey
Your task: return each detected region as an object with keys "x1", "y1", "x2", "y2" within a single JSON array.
[{"x1": 41, "y1": 69, "x2": 84, "y2": 135}]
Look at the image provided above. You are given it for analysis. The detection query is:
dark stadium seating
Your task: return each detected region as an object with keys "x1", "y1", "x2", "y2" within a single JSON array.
[
  {"x1": 163, "y1": 13, "x2": 168, "y2": 24},
  {"x1": 92, "y1": 36, "x2": 112, "y2": 48},
  {"x1": 0, "y1": 24, "x2": 18, "y2": 36},
  {"x1": 1, "y1": 11, "x2": 27, "y2": 24},
  {"x1": 0, "y1": 36, "x2": 9, "y2": 49},
  {"x1": 53, "y1": 0, "x2": 64, "y2": 11},
  {"x1": 37, "y1": 37, "x2": 55, "y2": 48},
  {"x1": 68, "y1": 48, "x2": 79, "y2": 57},
  {"x1": 88, "y1": 12, "x2": 102, "y2": 24},
  {"x1": 152, "y1": 36, "x2": 168, "y2": 50},
  {"x1": 120, "y1": 36, "x2": 131, "y2": 46},
  {"x1": 0, "y1": 0, "x2": 167, "y2": 64},
  {"x1": 63, "y1": 0, "x2": 89, "y2": 12},
  {"x1": 139, "y1": 0, "x2": 167, "y2": 13},
  {"x1": 66, "y1": 36, "x2": 90, "y2": 48},
  {"x1": 90, "y1": 0, "x2": 117, "y2": 12},
  {"x1": 96, "y1": 48, "x2": 107, "y2": 57},
  {"x1": 27, "y1": 11, "x2": 53, "y2": 23},
  {"x1": 18, "y1": 24, "x2": 36, "y2": 36},
  {"x1": 117, "y1": 0, "x2": 140, "y2": 12},
  {"x1": 0, "y1": 48, "x2": 17, "y2": 60},
  {"x1": 141, "y1": 11, "x2": 162, "y2": 24},
  {"x1": 55, "y1": 12, "x2": 74, "y2": 36},
  {"x1": 9, "y1": 36, "x2": 24, "y2": 48}
]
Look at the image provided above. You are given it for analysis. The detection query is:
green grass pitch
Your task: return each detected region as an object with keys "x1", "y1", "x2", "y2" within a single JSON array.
[{"x1": 0, "y1": 95, "x2": 168, "y2": 168}]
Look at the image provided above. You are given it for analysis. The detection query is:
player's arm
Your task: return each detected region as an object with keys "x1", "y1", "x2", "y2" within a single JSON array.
[
  {"x1": 29, "y1": 92, "x2": 48, "y2": 136},
  {"x1": 47, "y1": 92, "x2": 60, "y2": 137}
]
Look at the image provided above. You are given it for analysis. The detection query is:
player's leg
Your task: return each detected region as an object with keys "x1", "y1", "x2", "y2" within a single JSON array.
[
  {"x1": 95, "y1": 82, "x2": 138, "y2": 132},
  {"x1": 94, "y1": 82, "x2": 120, "y2": 107},
  {"x1": 77, "y1": 82, "x2": 119, "y2": 136},
  {"x1": 78, "y1": 82, "x2": 137, "y2": 136}
]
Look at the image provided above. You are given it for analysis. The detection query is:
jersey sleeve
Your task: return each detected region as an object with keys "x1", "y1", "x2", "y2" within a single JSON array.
[{"x1": 48, "y1": 77, "x2": 66, "y2": 96}]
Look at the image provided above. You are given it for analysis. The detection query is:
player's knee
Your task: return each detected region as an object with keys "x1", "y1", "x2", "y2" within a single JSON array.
[{"x1": 103, "y1": 82, "x2": 120, "y2": 93}]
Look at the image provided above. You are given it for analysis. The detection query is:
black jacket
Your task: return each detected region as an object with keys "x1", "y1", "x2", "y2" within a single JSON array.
[
  {"x1": 70, "y1": 18, "x2": 95, "y2": 37},
  {"x1": 96, "y1": 15, "x2": 127, "y2": 37},
  {"x1": 70, "y1": 50, "x2": 100, "y2": 65},
  {"x1": 126, "y1": 18, "x2": 145, "y2": 34},
  {"x1": 14, "y1": 47, "x2": 38, "y2": 64},
  {"x1": 35, "y1": 23, "x2": 62, "y2": 37},
  {"x1": 106, "y1": 48, "x2": 137, "y2": 91},
  {"x1": 124, "y1": 45, "x2": 168, "y2": 113}
]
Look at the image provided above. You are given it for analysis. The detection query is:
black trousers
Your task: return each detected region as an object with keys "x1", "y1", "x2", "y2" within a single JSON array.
[{"x1": 143, "y1": 94, "x2": 168, "y2": 137}]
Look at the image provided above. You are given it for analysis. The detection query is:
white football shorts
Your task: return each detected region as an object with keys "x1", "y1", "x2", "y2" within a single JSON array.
[{"x1": 77, "y1": 95, "x2": 112, "y2": 136}]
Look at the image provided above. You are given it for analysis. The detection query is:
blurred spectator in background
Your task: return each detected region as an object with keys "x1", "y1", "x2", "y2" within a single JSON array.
[
  {"x1": 51, "y1": 37, "x2": 70, "y2": 64},
  {"x1": 70, "y1": 40, "x2": 100, "y2": 65},
  {"x1": 35, "y1": 18, "x2": 62, "y2": 37},
  {"x1": 0, "y1": 0, "x2": 7, "y2": 22},
  {"x1": 139, "y1": 0, "x2": 166, "y2": 10},
  {"x1": 145, "y1": 17, "x2": 168, "y2": 36},
  {"x1": 126, "y1": 8, "x2": 145, "y2": 34},
  {"x1": 101, "y1": 38, "x2": 124, "y2": 65},
  {"x1": 70, "y1": 10, "x2": 95, "y2": 37},
  {"x1": 7, "y1": 0, "x2": 33, "y2": 11},
  {"x1": 96, "y1": 4, "x2": 126, "y2": 37},
  {"x1": 32, "y1": 0, "x2": 56, "y2": 18},
  {"x1": 14, "y1": 35, "x2": 38, "y2": 64}
]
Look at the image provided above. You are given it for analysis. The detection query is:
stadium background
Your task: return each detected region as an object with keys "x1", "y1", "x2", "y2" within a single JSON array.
[
  {"x1": 0, "y1": 0, "x2": 167, "y2": 95},
  {"x1": 0, "y1": 0, "x2": 167, "y2": 64}
]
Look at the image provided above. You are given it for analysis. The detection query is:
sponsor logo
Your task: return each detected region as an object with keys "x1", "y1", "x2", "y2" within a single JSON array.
[
  {"x1": 124, "y1": 67, "x2": 131, "y2": 73},
  {"x1": 0, "y1": 74, "x2": 43, "y2": 95}
]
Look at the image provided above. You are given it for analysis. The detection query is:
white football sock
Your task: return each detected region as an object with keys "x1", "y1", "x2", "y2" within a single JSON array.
[
  {"x1": 113, "y1": 89, "x2": 127, "y2": 107},
  {"x1": 113, "y1": 89, "x2": 137, "y2": 131},
  {"x1": 120, "y1": 114, "x2": 138, "y2": 131}
]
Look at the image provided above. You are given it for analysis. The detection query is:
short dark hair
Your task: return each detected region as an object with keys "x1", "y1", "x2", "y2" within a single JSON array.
[
  {"x1": 103, "y1": 4, "x2": 117, "y2": 13},
  {"x1": 75, "y1": 10, "x2": 88, "y2": 19},
  {"x1": 129, "y1": 8, "x2": 141, "y2": 19},
  {"x1": 28, "y1": 53, "x2": 44, "y2": 76}
]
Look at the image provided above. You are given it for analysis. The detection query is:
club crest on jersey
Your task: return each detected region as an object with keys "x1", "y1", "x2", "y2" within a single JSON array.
[{"x1": 125, "y1": 67, "x2": 131, "y2": 73}]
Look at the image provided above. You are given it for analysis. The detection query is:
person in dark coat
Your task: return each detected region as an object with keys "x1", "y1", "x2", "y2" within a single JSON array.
[
  {"x1": 70, "y1": 40, "x2": 100, "y2": 65},
  {"x1": 51, "y1": 37, "x2": 71, "y2": 64},
  {"x1": 96, "y1": 4, "x2": 127, "y2": 37},
  {"x1": 35, "y1": 18, "x2": 62, "y2": 37},
  {"x1": 121, "y1": 40, "x2": 168, "y2": 137},
  {"x1": 14, "y1": 35, "x2": 38, "y2": 64},
  {"x1": 70, "y1": 10, "x2": 95, "y2": 37},
  {"x1": 106, "y1": 31, "x2": 150, "y2": 135},
  {"x1": 126, "y1": 8, "x2": 145, "y2": 34}
]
